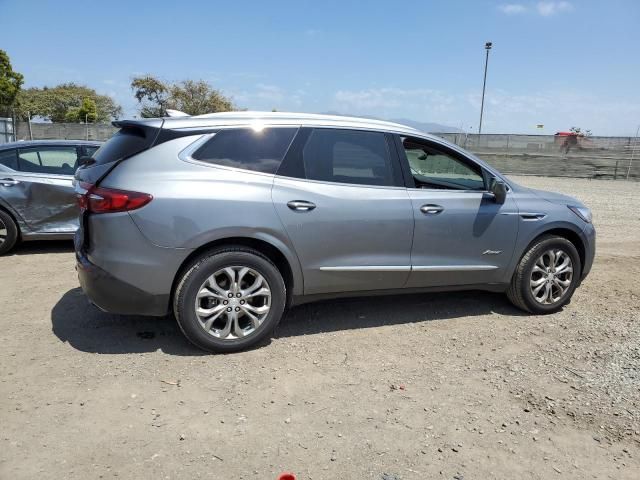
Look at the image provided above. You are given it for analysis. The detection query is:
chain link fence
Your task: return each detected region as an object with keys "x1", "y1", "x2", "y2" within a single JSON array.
[
  {"x1": 435, "y1": 133, "x2": 639, "y2": 180},
  {"x1": 12, "y1": 121, "x2": 118, "y2": 143},
  {"x1": 6, "y1": 121, "x2": 639, "y2": 180}
]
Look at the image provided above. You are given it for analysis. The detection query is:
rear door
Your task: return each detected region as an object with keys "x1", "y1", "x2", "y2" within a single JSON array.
[
  {"x1": 3, "y1": 145, "x2": 81, "y2": 233},
  {"x1": 272, "y1": 127, "x2": 414, "y2": 295}
]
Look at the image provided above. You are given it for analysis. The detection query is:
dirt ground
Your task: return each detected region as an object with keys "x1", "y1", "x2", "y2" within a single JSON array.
[{"x1": 1, "y1": 176, "x2": 639, "y2": 480}]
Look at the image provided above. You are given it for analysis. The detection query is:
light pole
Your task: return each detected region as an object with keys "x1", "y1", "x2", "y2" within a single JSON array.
[{"x1": 478, "y1": 41, "x2": 492, "y2": 135}]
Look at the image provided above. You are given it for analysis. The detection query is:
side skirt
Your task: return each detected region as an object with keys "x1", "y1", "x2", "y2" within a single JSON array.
[{"x1": 290, "y1": 283, "x2": 510, "y2": 307}]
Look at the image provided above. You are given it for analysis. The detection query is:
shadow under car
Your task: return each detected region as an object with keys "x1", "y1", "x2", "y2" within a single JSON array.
[{"x1": 51, "y1": 287, "x2": 524, "y2": 355}]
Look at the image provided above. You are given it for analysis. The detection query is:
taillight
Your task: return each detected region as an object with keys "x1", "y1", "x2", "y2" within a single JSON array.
[{"x1": 77, "y1": 182, "x2": 152, "y2": 214}]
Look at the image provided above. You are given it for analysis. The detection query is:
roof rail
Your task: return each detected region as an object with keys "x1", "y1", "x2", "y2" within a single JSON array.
[{"x1": 193, "y1": 111, "x2": 420, "y2": 132}]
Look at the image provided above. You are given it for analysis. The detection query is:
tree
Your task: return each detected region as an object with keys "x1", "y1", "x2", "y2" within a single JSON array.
[
  {"x1": 130, "y1": 75, "x2": 169, "y2": 118},
  {"x1": 0, "y1": 49, "x2": 24, "y2": 116},
  {"x1": 16, "y1": 83, "x2": 122, "y2": 122},
  {"x1": 569, "y1": 126, "x2": 592, "y2": 137},
  {"x1": 131, "y1": 75, "x2": 235, "y2": 117},
  {"x1": 64, "y1": 97, "x2": 98, "y2": 123}
]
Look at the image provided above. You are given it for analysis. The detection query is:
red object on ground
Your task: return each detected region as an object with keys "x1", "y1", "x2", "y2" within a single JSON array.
[{"x1": 277, "y1": 473, "x2": 296, "y2": 480}]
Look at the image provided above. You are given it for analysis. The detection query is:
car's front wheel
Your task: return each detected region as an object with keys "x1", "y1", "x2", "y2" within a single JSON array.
[
  {"x1": 173, "y1": 247, "x2": 286, "y2": 353},
  {"x1": 506, "y1": 235, "x2": 582, "y2": 314},
  {"x1": 0, "y1": 210, "x2": 19, "y2": 255}
]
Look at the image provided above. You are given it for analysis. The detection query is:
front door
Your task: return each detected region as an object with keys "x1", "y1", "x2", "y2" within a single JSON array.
[
  {"x1": 272, "y1": 128, "x2": 414, "y2": 295},
  {"x1": 9, "y1": 145, "x2": 81, "y2": 233},
  {"x1": 395, "y1": 136, "x2": 519, "y2": 288}
]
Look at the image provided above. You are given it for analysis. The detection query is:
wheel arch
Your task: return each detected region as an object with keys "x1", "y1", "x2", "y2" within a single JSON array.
[
  {"x1": 524, "y1": 226, "x2": 586, "y2": 272},
  {"x1": 0, "y1": 201, "x2": 23, "y2": 240},
  {"x1": 171, "y1": 235, "x2": 302, "y2": 308}
]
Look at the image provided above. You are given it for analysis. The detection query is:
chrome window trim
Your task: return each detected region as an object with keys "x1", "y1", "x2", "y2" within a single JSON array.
[
  {"x1": 275, "y1": 174, "x2": 408, "y2": 191},
  {"x1": 406, "y1": 187, "x2": 490, "y2": 194}
]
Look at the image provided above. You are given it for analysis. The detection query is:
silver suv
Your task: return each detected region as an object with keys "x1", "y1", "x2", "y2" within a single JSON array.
[{"x1": 75, "y1": 112, "x2": 595, "y2": 353}]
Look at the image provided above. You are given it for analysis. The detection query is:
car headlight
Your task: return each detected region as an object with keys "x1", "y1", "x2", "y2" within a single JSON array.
[{"x1": 568, "y1": 205, "x2": 592, "y2": 223}]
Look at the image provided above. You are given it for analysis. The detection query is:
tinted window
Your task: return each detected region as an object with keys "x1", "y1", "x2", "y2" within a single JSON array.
[
  {"x1": 402, "y1": 138, "x2": 485, "y2": 190},
  {"x1": 91, "y1": 128, "x2": 152, "y2": 166},
  {"x1": 192, "y1": 128, "x2": 297, "y2": 174},
  {"x1": 302, "y1": 129, "x2": 396, "y2": 186},
  {"x1": 85, "y1": 146, "x2": 100, "y2": 157},
  {"x1": 0, "y1": 149, "x2": 18, "y2": 170},
  {"x1": 18, "y1": 146, "x2": 79, "y2": 175}
]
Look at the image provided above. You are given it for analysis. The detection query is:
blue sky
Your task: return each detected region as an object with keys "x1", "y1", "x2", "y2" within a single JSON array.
[{"x1": 1, "y1": 0, "x2": 638, "y2": 135}]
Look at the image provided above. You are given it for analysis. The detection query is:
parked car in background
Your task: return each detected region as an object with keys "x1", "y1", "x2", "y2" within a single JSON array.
[
  {"x1": 0, "y1": 140, "x2": 102, "y2": 254},
  {"x1": 74, "y1": 112, "x2": 595, "y2": 353}
]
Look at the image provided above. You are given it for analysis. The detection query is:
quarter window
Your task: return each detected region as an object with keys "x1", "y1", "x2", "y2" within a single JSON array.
[
  {"x1": 302, "y1": 129, "x2": 397, "y2": 186},
  {"x1": 402, "y1": 138, "x2": 485, "y2": 190},
  {"x1": 0, "y1": 149, "x2": 18, "y2": 170},
  {"x1": 17, "y1": 146, "x2": 79, "y2": 175},
  {"x1": 192, "y1": 128, "x2": 297, "y2": 174}
]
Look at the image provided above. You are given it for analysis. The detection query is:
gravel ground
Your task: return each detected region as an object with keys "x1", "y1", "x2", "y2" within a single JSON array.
[{"x1": 1, "y1": 176, "x2": 639, "y2": 480}]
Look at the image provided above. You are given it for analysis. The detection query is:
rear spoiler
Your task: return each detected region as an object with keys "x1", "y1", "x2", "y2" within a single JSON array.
[
  {"x1": 112, "y1": 119, "x2": 165, "y2": 146},
  {"x1": 111, "y1": 117, "x2": 218, "y2": 147}
]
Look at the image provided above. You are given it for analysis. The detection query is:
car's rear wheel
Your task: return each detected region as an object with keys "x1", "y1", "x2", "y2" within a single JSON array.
[
  {"x1": 506, "y1": 235, "x2": 582, "y2": 314},
  {"x1": 0, "y1": 210, "x2": 18, "y2": 255},
  {"x1": 173, "y1": 247, "x2": 286, "y2": 353}
]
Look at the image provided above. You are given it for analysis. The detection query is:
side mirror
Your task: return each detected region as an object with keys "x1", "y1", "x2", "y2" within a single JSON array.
[
  {"x1": 490, "y1": 178, "x2": 507, "y2": 204},
  {"x1": 78, "y1": 155, "x2": 95, "y2": 167}
]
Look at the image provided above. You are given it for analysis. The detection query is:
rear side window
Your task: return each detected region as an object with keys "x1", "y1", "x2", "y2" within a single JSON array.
[
  {"x1": 84, "y1": 146, "x2": 100, "y2": 157},
  {"x1": 302, "y1": 128, "x2": 398, "y2": 186},
  {"x1": 192, "y1": 128, "x2": 297, "y2": 174},
  {"x1": 18, "y1": 146, "x2": 79, "y2": 175},
  {"x1": 91, "y1": 128, "x2": 152, "y2": 166},
  {"x1": 0, "y1": 149, "x2": 18, "y2": 170}
]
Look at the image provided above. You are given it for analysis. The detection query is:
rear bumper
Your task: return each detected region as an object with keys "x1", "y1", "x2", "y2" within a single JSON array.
[{"x1": 76, "y1": 248, "x2": 170, "y2": 316}]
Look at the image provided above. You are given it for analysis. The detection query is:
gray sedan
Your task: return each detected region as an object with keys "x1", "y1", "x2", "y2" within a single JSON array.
[{"x1": 0, "y1": 140, "x2": 102, "y2": 254}]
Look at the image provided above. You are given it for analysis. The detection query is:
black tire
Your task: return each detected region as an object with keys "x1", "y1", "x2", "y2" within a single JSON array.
[
  {"x1": 0, "y1": 209, "x2": 19, "y2": 255},
  {"x1": 173, "y1": 247, "x2": 286, "y2": 353},
  {"x1": 506, "y1": 235, "x2": 582, "y2": 314}
]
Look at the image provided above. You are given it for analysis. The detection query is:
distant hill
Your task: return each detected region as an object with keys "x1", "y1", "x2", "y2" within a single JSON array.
[{"x1": 321, "y1": 111, "x2": 462, "y2": 133}]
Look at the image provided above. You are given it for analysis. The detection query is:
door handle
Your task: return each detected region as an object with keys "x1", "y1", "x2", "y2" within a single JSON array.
[
  {"x1": 287, "y1": 200, "x2": 316, "y2": 212},
  {"x1": 420, "y1": 204, "x2": 444, "y2": 215},
  {"x1": 0, "y1": 178, "x2": 20, "y2": 187}
]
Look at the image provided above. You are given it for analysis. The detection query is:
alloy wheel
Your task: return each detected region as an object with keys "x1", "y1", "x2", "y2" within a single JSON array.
[
  {"x1": 194, "y1": 266, "x2": 272, "y2": 340},
  {"x1": 529, "y1": 248, "x2": 573, "y2": 305},
  {"x1": 0, "y1": 217, "x2": 7, "y2": 246}
]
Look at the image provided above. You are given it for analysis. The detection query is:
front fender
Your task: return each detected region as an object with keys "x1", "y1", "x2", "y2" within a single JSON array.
[{"x1": 502, "y1": 218, "x2": 587, "y2": 283}]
